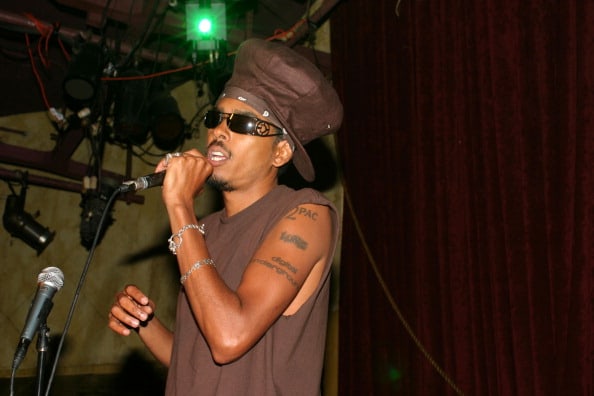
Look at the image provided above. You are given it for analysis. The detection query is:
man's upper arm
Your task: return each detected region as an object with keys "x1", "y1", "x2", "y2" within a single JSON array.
[{"x1": 236, "y1": 203, "x2": 333, "y2": 329}]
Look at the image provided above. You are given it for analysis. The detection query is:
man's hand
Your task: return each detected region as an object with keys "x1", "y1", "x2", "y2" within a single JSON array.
[{"x1": 108, "y1": 285, "x2": 155, "y2": 336}]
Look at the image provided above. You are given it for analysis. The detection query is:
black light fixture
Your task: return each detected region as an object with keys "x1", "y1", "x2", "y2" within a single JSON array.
[
  {"x1": 148, "y1": 91, "x2": 186, "y2": 151},
  {"x1": 79, "y1": 177, "x2": 116, "y2": 250},
  {"x1": 3, "y1": 175, "x2": 55, "y2": 255},
  {"x1": 63, "y1": 43, "x2": 104, "y2": 109},
  {"x1": 113, "y1": 69, "x2": 150, "y2": 145}
]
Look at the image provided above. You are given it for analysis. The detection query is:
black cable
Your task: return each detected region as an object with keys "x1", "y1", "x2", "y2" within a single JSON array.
[
  {"x1": 43, "y1": 188, "x2": 121, "y2": 396},
  {"x1": 118, "y1": 0, "x2": 161, "y2": 68},
  {"x1": 98, "y1": 0, "x2": 115, "y2": 35},
  {"x1": 9, "y1": 365, "x2": 16, "y2": 396},
  {"x1": 6, "y1": 179, "x2": 18, "y2": 195}
]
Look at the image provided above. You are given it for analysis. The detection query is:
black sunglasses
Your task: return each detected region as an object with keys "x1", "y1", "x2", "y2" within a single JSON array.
[{"x1": 204, "y1": 110, "x2": 284, "y2": 137}]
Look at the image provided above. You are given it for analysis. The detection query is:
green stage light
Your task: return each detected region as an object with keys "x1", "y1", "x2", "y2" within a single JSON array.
[
  {"x1": 198, "y1": 17, "x2": 213, "y2": 34},
  {"x1": 186, "y1": 2, "x2": 226, "y2": 46}
]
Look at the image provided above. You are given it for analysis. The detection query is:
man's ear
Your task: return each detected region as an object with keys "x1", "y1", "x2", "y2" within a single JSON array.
[{"x1": 272, "y1": 139, "x2": 293, "y2": 168}]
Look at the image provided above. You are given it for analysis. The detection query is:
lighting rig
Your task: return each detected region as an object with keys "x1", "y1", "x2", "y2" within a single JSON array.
[{"x1": 0, "y1": 0, "x2": 341, "y2": 252}]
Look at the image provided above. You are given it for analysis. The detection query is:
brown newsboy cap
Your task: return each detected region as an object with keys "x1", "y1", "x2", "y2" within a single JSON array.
[{"x1": 220, "y1": 38, "x2": 343, "y2": 182}]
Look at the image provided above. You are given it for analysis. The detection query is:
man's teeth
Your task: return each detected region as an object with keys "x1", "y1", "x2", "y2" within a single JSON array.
[{"x1": 209, "y1": 151, "x2": 227, "y2": 161}]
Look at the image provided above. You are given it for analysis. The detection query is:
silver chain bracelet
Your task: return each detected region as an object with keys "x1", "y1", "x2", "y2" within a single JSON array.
[
  {"x1": 168, "y1": 223, "x2": 205, "y2": 255},
  {"x1": 180, "y1": 258, "x2": 215, "y2": 285}
]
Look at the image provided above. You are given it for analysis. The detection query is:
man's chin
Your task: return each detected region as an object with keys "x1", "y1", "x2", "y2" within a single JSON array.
[{"x1": 206, "y1": 176, "x2": 235, "y2": 192}]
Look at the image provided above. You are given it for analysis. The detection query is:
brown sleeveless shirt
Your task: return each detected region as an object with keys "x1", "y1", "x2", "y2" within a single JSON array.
[{"x1": 165, "y1": 185, "x2": 339, "y2": 395}]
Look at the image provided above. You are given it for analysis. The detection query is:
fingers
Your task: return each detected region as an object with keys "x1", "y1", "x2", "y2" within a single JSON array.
[
  {"x1": 184, "y1": 148, "x2": 203, "y2": 157},
  {"x1": 156, "y1": 150, "x2": 212, "y2": 200},
  {"x1": 124, "y1": 284, "x2": 151, "y2": 307},
  {"x1": 156, "y1": 150, "x2": 206, "y2": 171},
  {"x1": 108, "y1": 285, "x2": 154, "y2": 336},
  {"x1": 155, "y1": 159, "x2": 168, "y2": 173},
  {"x1": 155, "y1": 150, "x2": 211, "y2": 186},
  {"x1": 108, "y1": 307, "x2": 134, "y2": 336},
  {"x1": 155, "y1": 151, "x2": 181, "y2": 173}
]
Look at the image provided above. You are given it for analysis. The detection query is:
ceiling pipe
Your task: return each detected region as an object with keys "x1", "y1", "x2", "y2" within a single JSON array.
[
  {"x1": 0, "y1": 126, "x2": 144, "y2": 204},
  {"x1": 0, "y1": 9, "x2": 188, "y2": 67},
  {"x1": 285, "y1": 0, "x2": 343, "y2": 48},
  {"x1": 0, "y1": 167, "x2": 81, "y2": 192}
]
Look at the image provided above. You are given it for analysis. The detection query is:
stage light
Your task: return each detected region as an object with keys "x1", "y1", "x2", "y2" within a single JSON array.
[
  {"x1": 113, "y1": 69, "x2": 150, "y2": 145},
  {"x1": 63, "y1": 43, "x2": 103, "y2": 108},
  {"x1": 148, "y1": 92, "x2": 186, "y2": 151},
  {"x1": 186, "y1": 1, "x2": 227, "y2": 50},
  {"x1": 3, "y1": 182, "x2": 55, "y2": 255},
  {"x1": 79, "y1": 177, "x2": 116, "y2": 250},
  {"x1": 197, "y1": 16, "x2": 213, "y2": 35}
]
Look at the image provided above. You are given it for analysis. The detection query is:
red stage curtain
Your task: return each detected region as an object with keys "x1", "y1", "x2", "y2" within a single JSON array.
[{"x1": 331, "y1": 1, "x2": 592, "y2": 395}]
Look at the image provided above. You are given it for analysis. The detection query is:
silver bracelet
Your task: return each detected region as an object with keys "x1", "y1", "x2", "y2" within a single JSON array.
[
  {"x1": 168, "y1": 223, "x2": 205, "y2": 255},
  {"x1": 180, "y1": 258, "x2": 215, "y2": 285}
]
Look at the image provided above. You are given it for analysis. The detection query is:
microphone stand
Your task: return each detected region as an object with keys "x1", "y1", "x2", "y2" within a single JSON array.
[
  {"x1": 44, "y1": 189, "x2": 120, "y2": 396},
  {"x1": 36, "y1": 323, "x2": 50, "y2": 396}
]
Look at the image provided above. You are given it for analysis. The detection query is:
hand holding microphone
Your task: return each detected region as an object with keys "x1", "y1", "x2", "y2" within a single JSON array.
[
  {"x1": 118, "y1": 152, "x2": 182, "y2": 193},
  {"x1": 119, "y1": 150, "x2": 213, "y2": 198}
]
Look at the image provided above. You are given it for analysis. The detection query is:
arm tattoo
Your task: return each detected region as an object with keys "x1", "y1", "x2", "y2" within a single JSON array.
[
  {"x1": 272, "y1": 256, "x2": 297, "y2": 274},
  {"x1": 253, "y1": 258, "x2": 298, "y2": 288},
  {"x1": 286, "y1": 206, "x2": 319, "y2": 221},
  {"x1": 280, "y1": 231, "x2": 308, "y2": 250}
]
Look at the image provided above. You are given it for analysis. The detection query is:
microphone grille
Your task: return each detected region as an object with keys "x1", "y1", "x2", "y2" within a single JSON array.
[{"x1": 37, "y1": 266, "x2": 65, "y2": 290}]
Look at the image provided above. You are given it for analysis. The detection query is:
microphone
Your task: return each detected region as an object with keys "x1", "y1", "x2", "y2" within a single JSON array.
[
  {"x1": 13, "y1": 266, "x2": 64, "y2": 371},
  {"x1": 119, "y1": 171, "x2": 165, "y2": 193}
]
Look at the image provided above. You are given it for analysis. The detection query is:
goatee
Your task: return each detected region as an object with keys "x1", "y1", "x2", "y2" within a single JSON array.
[{"x1": 206, "y1": 175, "x2": 235, "y2": 192}]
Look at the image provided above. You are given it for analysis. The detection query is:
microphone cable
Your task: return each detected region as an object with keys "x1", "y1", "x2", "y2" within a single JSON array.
[
  {"x1": 42, "y1": 188, "x2": 121, "y2": 396},
  {"x1": 9, "y1": 357, "x2": 17, "y2": 396}
]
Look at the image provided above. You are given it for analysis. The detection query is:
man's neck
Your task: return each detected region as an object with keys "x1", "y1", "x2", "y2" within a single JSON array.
[{"x1": 222, "y1": 180, "x2": 278, "y2": 217}]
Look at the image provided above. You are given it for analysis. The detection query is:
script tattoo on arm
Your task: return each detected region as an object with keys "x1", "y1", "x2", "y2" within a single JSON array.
[
  {"x1": 253, "y1": 257, "x2": 299, "y2": 288},
  {"x1": 280, "y1": 231, "x2": 308, "y2": 250}
]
